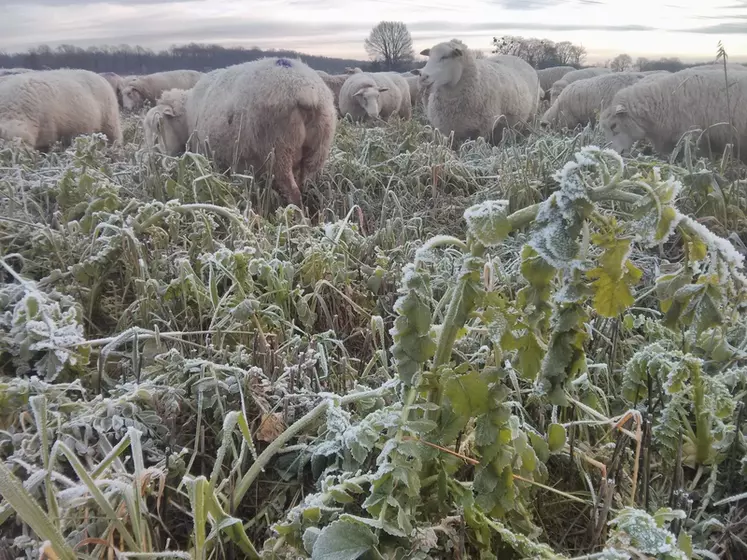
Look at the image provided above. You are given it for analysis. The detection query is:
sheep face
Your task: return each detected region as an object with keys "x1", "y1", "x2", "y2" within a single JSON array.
[
  {"x1": 121, "y1": 85, "x2": 144, "y2": 111},
  {"x1": 418, "y1": 42, "x2": 465, "y2": 88},
  {"x1": 600, "y1": 104, "x2": 645, "y2": 155},
  {"x1": 353, "y1": 85, "x2": 389, "y2": 119},
  {"x1": 143, "y1": 105, "x2": 185, "y2": 156}
]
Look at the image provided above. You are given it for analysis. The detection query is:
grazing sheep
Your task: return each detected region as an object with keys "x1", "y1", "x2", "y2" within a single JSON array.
[
  {"x1": 99, "y1": 72, "x2": 123, "y2": 98},
  {"x1": 550, "y1": 67, "x2": 611, "y2": 103},
  {"x1": 339, "y1": 72, "x2": 411, "y2": 122},
  {"x1": 143, "y1": 89, "x2": 191, "y2": 155},
  {"x1": 537, "y1": 66, "x2": 575, "y2": 97},
  {"x1": 144, "y1": 57, "x2": 336, "y2": 207},
  {"x1": 144, "y1": 68, "x2": 225, "y2": 153},
  {"x1": 0, "y1": 69, "x2": 121, "y2": 149},
  {"x1": 542, "y1": 72, "x2": 644, "y2": 129},
  {"x1": 317, "y1": 72, "x2": 349, "y2": 114},
  {"x1": 121, "y1": 69, "x2": 203, "y2": 111},
  {"x1": 486, "y1": 54, "x2": 542, "y2": 113},
  {"x1": 600, "y1": 68, "x2": 747, "y2": 160},
  {"x1": 417, "y1": 39, "x2": 538, "y2": 144}
]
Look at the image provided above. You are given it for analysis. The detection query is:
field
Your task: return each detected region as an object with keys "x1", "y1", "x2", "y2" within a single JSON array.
[{"x1": 1, "y1": 109, "x2": 746, "y2": 560}]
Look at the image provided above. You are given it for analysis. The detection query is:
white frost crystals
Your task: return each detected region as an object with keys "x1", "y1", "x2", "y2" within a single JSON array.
[
  {"x1": 463, "y1": 199, "x2": 511, "y2": 247},
  {"x1": 528, "y1": 146, "x2": 604, "y2": 270},
  {"x1": 0, "y1": 276, "x2": 87, "y2": 380}
]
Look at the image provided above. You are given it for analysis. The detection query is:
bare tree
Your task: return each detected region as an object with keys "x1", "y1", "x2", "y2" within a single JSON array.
[
  {"x1": 364, "y1": 21, "x2": 414, "y2": 70},
  {"x1": 555, "y1": 41, "x2": 586, "y2": 66},
  {"x1": 492, "y1": 35, "x2": 585, "y2": 69},
  {"x1": 610, "y1": 54, "x2": 633, "y2": 72}
]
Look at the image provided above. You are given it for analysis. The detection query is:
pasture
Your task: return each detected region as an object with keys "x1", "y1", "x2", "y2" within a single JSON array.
[{"x1": 1, "y1": 98, "x2": 746, "y2": 560}]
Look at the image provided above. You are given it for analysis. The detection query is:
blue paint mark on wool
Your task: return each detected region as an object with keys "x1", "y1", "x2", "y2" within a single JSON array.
[{"x1": 276, "y1": 58, "x2": 292, "y2": 68}]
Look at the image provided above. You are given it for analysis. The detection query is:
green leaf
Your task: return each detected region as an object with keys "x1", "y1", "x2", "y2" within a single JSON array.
[
  {"x1": 547, "y1": 423, "x2": 566, "y2": 453},
  {"x1": 444, "y1": 371, "x2": 491, "y2": 417},
  {"x1": 311, "y1": 519, "x2": 379, "y2": 560},
  {"x1": 529, "y1": 432, "x2": 550, "y2": 463}
]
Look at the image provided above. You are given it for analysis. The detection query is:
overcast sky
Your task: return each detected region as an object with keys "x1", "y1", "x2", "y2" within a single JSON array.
[{"x1": 2, "y1": 0, "x2": 746, "y2": 63}]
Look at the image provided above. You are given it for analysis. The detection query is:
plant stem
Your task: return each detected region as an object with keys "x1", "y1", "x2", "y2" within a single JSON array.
[{"x1": 231, "y1": 380, "x2": 397, "y2": 510}]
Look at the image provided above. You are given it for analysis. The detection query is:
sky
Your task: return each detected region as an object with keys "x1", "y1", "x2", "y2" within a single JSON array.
[{"x1": 2, "y1": 0, "x2": 747, "y2": 64}]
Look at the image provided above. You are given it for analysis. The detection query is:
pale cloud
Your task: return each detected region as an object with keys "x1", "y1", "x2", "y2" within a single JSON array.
[{"x1": 0, "y1": 0, "x2": 745, "y2": 63}]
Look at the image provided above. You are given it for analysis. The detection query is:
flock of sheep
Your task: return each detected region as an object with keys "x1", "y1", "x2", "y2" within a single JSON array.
[{"x1": 1, "y1": 38, "x2": 746, "y2": 205}]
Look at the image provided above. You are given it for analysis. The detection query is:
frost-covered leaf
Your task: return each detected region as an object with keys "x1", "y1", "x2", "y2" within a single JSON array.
[
  {"x1": 464, "y1": 200, "x2": 511, "y2": 247},
  {"x1": 311, "y1": 519, "x2": 378, "y2": 560}
]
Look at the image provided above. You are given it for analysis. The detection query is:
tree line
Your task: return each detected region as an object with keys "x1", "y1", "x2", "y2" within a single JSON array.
[
  {"x1": 0, "y1": 43, "x2": 372, "y2": 75},
  {"x1": 1, "y1": 25, "x2": 737, "y2": 77}
]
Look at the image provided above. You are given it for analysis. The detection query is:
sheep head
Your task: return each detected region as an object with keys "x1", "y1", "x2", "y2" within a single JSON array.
[
  {"x1": 143, "y1": 101, "x2": 188, "y2": 157},
  {"x1": 600, "y1": 103, "x2": 645, "y2": 156},
  {"x1": 121, "y1": 84, "x2": 145, "y2": 111},
  {"x1": 417, "y1": 40, "x2": 468, "y2": 88},
  {"x1": 353, "y1": 85, "x2": 389, "y2": 119}
]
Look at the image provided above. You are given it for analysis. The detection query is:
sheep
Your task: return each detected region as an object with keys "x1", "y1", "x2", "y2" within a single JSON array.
[
  {"x1": 121, "y1": 69, "x2": 203, "y2": 111},
  {"x1": 409, "y1": 68, "x2": 432, "y2": 112},
  {"x1": 550, "y1": 67, "x2": 611, "y2": 104},
  {"x1": 403, "y1": 75, "x2": 420, "y2": 109},
  {"x1": 542, "y1": 72, "x2": 645, "y2": 129},
  {"x1": 317, "y1": 72, "x2": 349, "y2": 114},
  {"x1": 338, "y1": 72, "x2": 411, "y2": 122},
  {"x1": 600, "y1": 68, "x2": 747, "y2": 161},
  {"x1": 486, "y1": 54, "x2": 542, "y2": 113},
  {"x1": 382, "y1": 72, "x2": 414, "y2": 115},
  {"x1": 99, "y1": 72, "x2": 123, "y2": 98},
  {"x1": 345, "y1": 67, "x2": 363, "y2": 74},
  {"x1": 536, "y1": 66, "x2": 575, "y2": 97},
  {"x1": 144, "y1": 57, "x2": 336, "y2": 207},
  {"x1": 417, "y1": 39, "x2": 538, "y2": 145},
  {"x1": 0, "y1": 69, "x2": 121, "y2": 149}
]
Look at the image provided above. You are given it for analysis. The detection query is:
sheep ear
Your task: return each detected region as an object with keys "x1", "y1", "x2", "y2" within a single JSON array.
[
  {"x1": 378, "y1": 87, "x2": 389, "y2": 93},
  {"x1": 615, "y1": 104, "x2": 627, "y2": 115},
  {"x1": 353, "y1": 88, "x2": 365, "y2": 97},
  {"x1": 452, "y1": 48, "x2": 463, "y2": 57},
  {"x1": 420, "y1": 48, "x2": 431, "y2": 57},
  {"x1": 161, "y1": 106, "x2": 175, "y2": 117}
]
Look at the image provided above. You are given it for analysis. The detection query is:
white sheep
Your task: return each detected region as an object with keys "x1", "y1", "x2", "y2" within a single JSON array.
[
  {"x1": 600, "y1": 68, "x2": 747, "y2": 160},
  {"x1": 409, "y1": 68, "x2": 432, "y2": 112},
  {"x1": 338, "y1": 72, "x2": 411, "y2": 122},
  {"x1": 486, "y1": 54, "x2": 542, "y2": 113},
  {"x1": 0, "y1": 68, "x2": 121, "y2": 149},
  {"x1": 317, "y1": 72, "x2": 349, "y2": 114},
  {"x1": 403, "y1": 75, "x2": 420, "y2": 109},
  {"x1": 542, "y1": 72, "x2": 644, "y2": 129},
  {"x1": 537, "y1": 66, "x2": 575, "y2": 97},
  {"x1": 143, "y1": 57, "x2": 336, "y2": 206},
  {"x1": 417, "y1": 39, "x2": 538, "y2": 144},
  {"x1": 550, "y1": 67, "x2": 611, "y2": 104},
  {"x1": 121, "y1": 69, "x2": 203, "y2": 111},
  {"x1": 99, "y1": 72, "x2": 123, "y2": 100}
]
